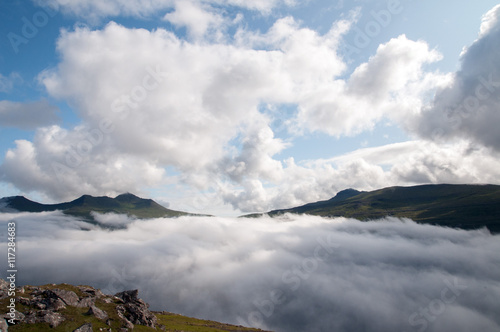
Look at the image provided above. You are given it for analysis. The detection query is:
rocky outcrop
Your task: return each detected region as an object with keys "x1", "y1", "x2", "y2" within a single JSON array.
[
  {"x1": 78, "y1": 286, "x2": 105, "y2": 298},
  {"x1": 87, "y1": 304, "x2": 108, "y2": 321},
  {"x1": 115, "y1": 289, "x2": 157, "y2": 328},
  {"x1": 0, "y1": 281, "x2": 156, "y2": 331},
  {"x1": 73, "y1": 322, "x2": 93, "y2": 332},
  {"x1": 24, "y1": 309, "x2": 65, "y2": 327},
  {"x1": 0, "y1": 280, "x2": 271, "y2": 332}
]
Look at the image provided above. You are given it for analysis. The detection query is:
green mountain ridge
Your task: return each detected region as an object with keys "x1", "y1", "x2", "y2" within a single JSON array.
[
  {"x1": 248, "y1": 184, "x2": 500, "y2": 233},
  {"x1": 0, "y1": 193, "x2": 193, "y2": 221}
]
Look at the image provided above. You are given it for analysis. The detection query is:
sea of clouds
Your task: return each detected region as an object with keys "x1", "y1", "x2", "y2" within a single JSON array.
[{"x1": 1, "y1": 212, "x2": 499, "y2": 332}]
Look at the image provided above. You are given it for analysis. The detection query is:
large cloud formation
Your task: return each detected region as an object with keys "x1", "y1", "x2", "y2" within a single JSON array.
[
  {"x1": 1, "y1": 213, "x2": 499, "y2": 332},
  {"x1": 413, "y1": 4, "x2": 500, "y2": 151},
  {"x1": 1, "y1": 4, "x2": 500, "y2": 213}
]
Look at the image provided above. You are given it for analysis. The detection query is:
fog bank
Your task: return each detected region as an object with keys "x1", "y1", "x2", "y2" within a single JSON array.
[{"x1": 1, "y1": 212, "x2": 499, "y2": 332}]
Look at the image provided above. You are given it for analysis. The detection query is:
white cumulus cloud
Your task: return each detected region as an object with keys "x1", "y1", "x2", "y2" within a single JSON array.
[
  {"x1": 163, "y1": 1, "x2": 225, "y2": 40},
  {"x1": 412, "y1": 4, "x2": 500, "y2": 152}
]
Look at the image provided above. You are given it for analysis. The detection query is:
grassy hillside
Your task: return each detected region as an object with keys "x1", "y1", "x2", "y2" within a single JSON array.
[{"x1": 258, "y1": 184, "x2": 500, "y2": 233}]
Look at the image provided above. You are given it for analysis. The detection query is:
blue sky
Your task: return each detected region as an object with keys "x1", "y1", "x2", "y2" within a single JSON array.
[{"x1": 1, "y1": 0, "x2": 500, "y2": 215}]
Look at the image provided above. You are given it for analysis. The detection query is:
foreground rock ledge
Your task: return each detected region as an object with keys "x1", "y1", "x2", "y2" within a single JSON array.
[{"x1": 0, "y1": 279, "x2": 271, "y2": 332}]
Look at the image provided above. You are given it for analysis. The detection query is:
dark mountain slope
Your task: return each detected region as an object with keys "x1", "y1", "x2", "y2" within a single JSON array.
[
  {"x1": 0, "y1": 193, "x2": 190, "y2": 220},
  {"x1": 1, "y1": 195, "x2": 62, "y2": 212},
  {"x1": 255, "y1": 184, "x2": 500, "y2": 233}
]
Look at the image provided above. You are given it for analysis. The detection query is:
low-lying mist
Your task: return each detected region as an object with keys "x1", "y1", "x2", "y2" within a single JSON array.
[{"x1": 1, "y1": 212, "x2": 499, "y2": 332}]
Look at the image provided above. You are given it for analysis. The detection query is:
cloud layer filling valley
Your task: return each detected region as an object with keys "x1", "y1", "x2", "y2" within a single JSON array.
[{"x1": 1, "y1": 213, "x2": 499, "y2": 332}]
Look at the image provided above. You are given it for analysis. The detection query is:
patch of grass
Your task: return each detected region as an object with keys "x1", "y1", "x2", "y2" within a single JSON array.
[{"x1": 153, "y1": 312, "x2": 268, "y2": 332}]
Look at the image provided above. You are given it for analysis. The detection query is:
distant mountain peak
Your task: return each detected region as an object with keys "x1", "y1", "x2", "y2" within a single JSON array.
[
  {"x1": 74, "y1": 194, "x2": 93, "y2": 202},
  {"x1": 337, "y1": 188, "x2": 360, "y2": 195},
  {"x1": 115, "y1": 192, "x2": 142, "y2": 201},
  {"x1": 115, "y1": 192, "x2": 139, "y2": 198},
  {"x1": 329, "y1": 188, "x2": 362, "y2": 201}
]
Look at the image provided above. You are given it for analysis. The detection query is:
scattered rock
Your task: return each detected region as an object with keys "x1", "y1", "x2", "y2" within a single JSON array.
[
  {"x1": 23, "y1": 311, "x2": 36, "y2": 324},
  {"x1": 115, "y1": 290, "x2": 157, "y2": 328},
  {"x1": 48, "y1": 298, "x2": 67, "y2": 311},
  {"x1": 51, "y1": 289, "x2": 80, "y2": 306},
  {"x1": 73, "y1": 322, "x2": 93, "y2": 332},
  {"x1": 26, "y1": 290, "x2": 68, "y2": 311},
  {"x1": 34, "y1": 301, "x2": 46, "y2": 310},
  {"x1": 76, "y1": 296, "x2": 96, "y2": 308},
  {"x1": 3, "y1": 310, "x2": 24, "y2": 323},
  {"x1": 78, "y1": 286, "x2": 105, "y2": 298},
  {"x1": 116, "y1": 305, "x2": 135, "y2": 329},
  {"x1": 24, "y1": 310, "x2": 65, "y2": 328},
  {"x1": 87, "y1": 304, "x2": 108, "y2": 321},
  {"x1": 123, "y1": 303, "x2": 157, "y2": 328},
  {"x1": 102, "y1": 297, "x2": 113, "y2": 304},
  {"x1": 16, "y1": 296, "x2": 31, "y2": 306},
  {"x1": 115, "y1": 289, "x2": 139, "y2": 303},
  {"x1": 43, "y1": 310, "x2": 65, "y2": 327}
]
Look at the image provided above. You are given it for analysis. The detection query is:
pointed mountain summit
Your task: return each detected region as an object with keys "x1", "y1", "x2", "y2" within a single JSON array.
[
  {"x1": 285, "y1": 188, "x2": 363, "y2": 214},
  {"x1": 328, "y1": 188, "x2": 362, "y2": 202},
  {"x1": 0, "y1": 193, "x2": 192, "y2": 220},
  {"x1": 114, "y1": 193, "x2": 162, "y2": 209},
  {"x1": 115, "y1": 192, "x2": 145, "y2": 203}
]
